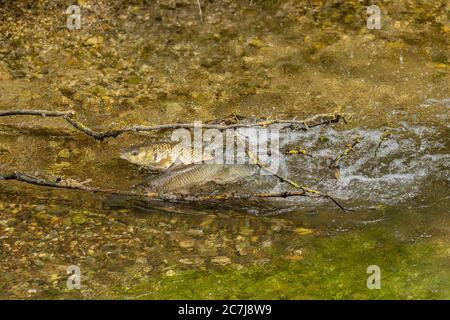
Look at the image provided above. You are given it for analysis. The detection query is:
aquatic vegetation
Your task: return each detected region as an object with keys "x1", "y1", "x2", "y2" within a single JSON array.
[{"x1": 117, "y1": 220, "x2": 450, "y2": 300}]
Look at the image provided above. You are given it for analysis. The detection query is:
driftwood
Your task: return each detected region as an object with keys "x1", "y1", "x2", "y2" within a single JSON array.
[
  {"x1": 0, "y1": 171, "x2": 312, "y2": 201},
  {"x1": 0, "y1": 108, "x2": 351, "y2": 211},
  {"x1": 0, "y1": 109, "x2": 348, "y2": 141}
]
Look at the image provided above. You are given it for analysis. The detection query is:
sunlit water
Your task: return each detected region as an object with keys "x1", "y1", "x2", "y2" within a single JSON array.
[
  {"x1": 0, "y1": 0, "x2": 449, "y2": 299},
  {"x1": 1, "y1": 104, "x2": 449, "y2": 299}
]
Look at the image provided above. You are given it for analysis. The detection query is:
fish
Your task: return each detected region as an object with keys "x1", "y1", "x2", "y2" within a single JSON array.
[
  {"x1": 120, "y1": 142, "x2": 215, "y2": 170},
  {"x1": 142, "y1": 164, "x2": 259, "y2": 192}
]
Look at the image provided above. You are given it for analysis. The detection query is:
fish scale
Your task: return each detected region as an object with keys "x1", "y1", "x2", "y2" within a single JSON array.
[
  {"x1": 120, "y1": 142, "x2": 214, "y2": 170},
  {"x1": 121, "y1": 143, "x2": 259, "y2": 191},
  {"x1": 150, "y1": 164, "x2": 225, "y2": 191},
  {"x1": 147, "y1": 164, "x2": 259, "y2": 192}
]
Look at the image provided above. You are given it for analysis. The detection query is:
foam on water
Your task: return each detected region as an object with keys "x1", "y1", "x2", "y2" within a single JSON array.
[{"x1": 269, "y1": 121, "x2": 450, "y2": 207}]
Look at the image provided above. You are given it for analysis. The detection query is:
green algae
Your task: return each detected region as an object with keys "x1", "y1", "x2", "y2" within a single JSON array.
[{"x1": 117, "y1": 223, "x2": 449, "y2": 300}]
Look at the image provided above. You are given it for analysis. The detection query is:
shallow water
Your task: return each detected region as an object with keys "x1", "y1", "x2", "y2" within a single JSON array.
[
  {"x1": 0, "y1": 0, "x2": 449, "y2": 299},
  {"x1": 1, "y1": 112, "x2": 448, "y2": 299}
]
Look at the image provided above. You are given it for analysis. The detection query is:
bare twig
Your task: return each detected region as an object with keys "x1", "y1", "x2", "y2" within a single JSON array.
[
  {"x1": 282, "y1": 148, "x2": 314, "y2": 158},
  {"x1": 235, "y1": 132, "x2": 350, "y2": 211},
  {"x1": 0, "y1": 171, "x2": 315, "y2": 202},
  {"x1": 0, "y1": 172, "x2": 137, "y2": 196},
  {"x1": 335, "y1": 136, "x2": 363, "y2": 163},
  {"x1": 307, "y1": 0, "x2": 317, "y2": 21},
  {"x1": 0, "y1": 110, "x2": 75, "y2": 117},
  {"x1": 307, "y1": 0, "x2": 328, "y2": 22},
  {"x1": 374, "y1": 129, "x2": 391, "y2": 157},
  {"x1": 196, "y1": 0, "x2": 203, "y2": 22},
  {"x1": 0, "y1": 109, "x2": 348, "y2": 141},
  {"x1": 147, "y1": 190, "x2": 308, "y2": 201},
  {"x1": 0, "y1": 109, "x2": 350, "y2": 210},
  {"x1": 328, "y1": 136, "x2": 363, "y2": 181}
]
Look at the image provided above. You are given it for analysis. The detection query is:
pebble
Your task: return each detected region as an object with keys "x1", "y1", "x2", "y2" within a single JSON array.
[
  {"x1": 211, "y1": 256, "x2": 231, "y2": 266},
  {"x1": 165, "y1": 270, "x2": 176, "y2": 277},
  {"x1": 35, "y1": 205, "x2": 47, "y2": 212},
  {"x1": 179, "y1": 239, "x2": 195, "y2": 249}
]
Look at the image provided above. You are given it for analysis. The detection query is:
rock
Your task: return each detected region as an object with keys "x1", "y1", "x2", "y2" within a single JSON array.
[
  {"x1": 248, "y1": 38, "x2": 264, "y2": 48},
  {"x1": 35, "y1": 205, "x2": 47, "y2": 212},
  {"x1": 187, "y1": 229, "x2": 204, "y2": 236},
  {"x1": 179, "y1": 257, "x2": 204, "y2": 265},
  {"x1": 284, "y1": 255, "x2": 303, "y2": 262},
  {"x1": 27, "y1": 289, "x2": 37, "y2": 295},
  {"x1": 179, "y1": 239, "x2": 195, "y2": 249},
  {"x1": 0, "y1": 66, "x2": 12, "y2": 80},
  {"x1": 72, "y1": 214, "x2": 87, "y2": 225},
  {"x1": 179, "y1": 258, "x2": 194, "y2": 265},
  {"x1": 165, "y1": 269, "x2": 176, "y2": 277},
  {"x1": 260, "y1": 240, "x2": 272, "y2": 248},
  {"x1": 211, "y1": 256, "x2": 231, "y2": 265},
  {"x1": 294, "y1": 227, "x2": 314, "y2": 236},
  {"x1": 57, "y1": 149, "x2": 71, "y2": 159},
  {"x1": 236, "y1": 244, "x2": 250, "y2": 256},
  {"x1": 200, "y1": 57, "x2": 220, "y2": 68},
  {"x1": 142, "y1": 266, "x2": 153, "y2": 273},
  {"x1": 33, "y1": 259, "x2": 45, "y2": 267},
  {"x1": 197, "y1": 241, "x2": 218, "y2": 256},
  {"x1": 165, "y1": 102, "x2": 183, "y2": 113},
  {"x1": 159, "y1": 0, "x2": 176, "y2": 10},
  {"x1": 135, "y1": 257, "x2": 147, "y2": 264},
  {"x1": 85, "y1": 36, "x2": 104, "y2": 46}
]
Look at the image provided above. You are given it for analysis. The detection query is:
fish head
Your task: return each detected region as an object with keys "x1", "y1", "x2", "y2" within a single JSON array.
[{"x1": 120, "y1": 144, "x2": 174, "y2": 170}]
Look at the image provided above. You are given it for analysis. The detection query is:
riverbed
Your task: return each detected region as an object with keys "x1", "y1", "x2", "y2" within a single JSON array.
[{"x1": 0, "y1": 0, "x2": 449, "y2": 299}]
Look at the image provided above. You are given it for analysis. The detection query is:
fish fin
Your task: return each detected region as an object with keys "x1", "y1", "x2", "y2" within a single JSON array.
[
  {"x1": 155, "y1": 158, "x2": 174, "y2": 170},
  {"x1": 165, "y1": 163, "x2": 198, "y2": 173},
  {"x1": 211, "y1": 167, "x2": 240, "y2": 185}
]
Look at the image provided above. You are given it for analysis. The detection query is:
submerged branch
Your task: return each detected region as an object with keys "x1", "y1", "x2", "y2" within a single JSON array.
[
  {"x1": 0, "y1": 109, "x2": 348, "y2": 141},
  {"x1": 0, "y1": 109, "x2": 75, "y2": 117},
  {"x1": 374, "y1": 129, "x2": 391, "y2": 157},
  {"x1": 282, "y1": 148, "x2": 314, "y2": 158},
  {"x1": 235, "y1": 132, "x2": 350, "y2": 211},
  {"x1": 328, "y1": 136, "x2": 363, "y2": 181},
  {"x1": 0, "y1": 172, "x2": 137, "y2": 196},
  {"x1": 0, "y1": 171, "x2": 338, "y2": 203},
  {"x1": 0, "y1": 109, "x2": 351, "y2": 210},
  {"x1": 335, "y1": 136, "x2": 363, "y2": 163}
]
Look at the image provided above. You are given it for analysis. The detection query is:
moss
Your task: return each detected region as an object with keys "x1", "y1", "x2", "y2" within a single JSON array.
[
  {"x1": 71, "y1": 213, "x2": 88, "y2": 225},
  {"x1": 114, "y1": 224, "x2": 450, "y2": 300}
]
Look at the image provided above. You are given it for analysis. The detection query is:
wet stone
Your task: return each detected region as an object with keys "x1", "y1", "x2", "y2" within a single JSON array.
[{"x1": 211, "y1": 256, "x2": 232, "y2": 266}]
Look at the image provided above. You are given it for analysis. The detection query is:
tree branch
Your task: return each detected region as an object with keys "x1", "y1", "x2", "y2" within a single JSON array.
[
  {"x1": 235, "y1": 131, "x2": 351, "y2": 211},
  {"x1": 0, "y1": 171, "x2": 328, "y2": 203},
  {"x1": 0, "y1": 109, "x2": 348, "y2": 141}
]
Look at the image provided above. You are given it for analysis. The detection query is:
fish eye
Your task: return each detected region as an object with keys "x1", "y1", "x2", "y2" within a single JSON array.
[{"x1": 131, "y1": 150, "x2": 139, "y2": 156}]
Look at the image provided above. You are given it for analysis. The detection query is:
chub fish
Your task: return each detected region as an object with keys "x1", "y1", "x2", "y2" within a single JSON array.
[
  {"x1": 143, "y1": 164, "x2": 259, "y2": 192},
  {"x1": 120, "y1": 142, "x2": 215, "y2": 170}
]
